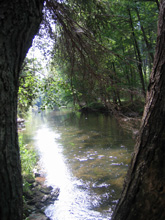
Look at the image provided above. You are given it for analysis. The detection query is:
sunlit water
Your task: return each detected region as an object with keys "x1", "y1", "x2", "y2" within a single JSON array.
[{"x1": 22, "y1": 110, "x2": 134, "y2": 220}]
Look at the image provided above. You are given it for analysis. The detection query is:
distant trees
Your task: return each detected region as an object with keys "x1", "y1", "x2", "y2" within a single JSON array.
[
  {"x1": 17, "y1": 1, "x2": 158, "y2": 113},
  {"x1": 46, "y1": 0, "x2": 158, "y2": 110}
]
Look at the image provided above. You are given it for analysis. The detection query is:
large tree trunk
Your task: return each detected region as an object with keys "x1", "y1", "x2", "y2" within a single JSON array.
[
  {"x1": 112, "y1": 1, "x2": 165, "y2": 219},
  {"x1": 0, "y1": 1, "x2": 44, "y2": 219}
]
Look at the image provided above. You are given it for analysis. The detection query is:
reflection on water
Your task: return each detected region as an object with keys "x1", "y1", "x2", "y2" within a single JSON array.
[{"x1": 22, "y1": 110, "x2": 134, "y2": 220}]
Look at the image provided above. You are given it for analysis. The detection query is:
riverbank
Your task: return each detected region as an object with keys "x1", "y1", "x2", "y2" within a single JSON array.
[
  {"x1": 118, "y1": 116, "x2": 141, "y2": 138},
  {"x1": 79, "y1": 100, "x2": 143, "y2": 138},
  {"x1": 18, "y1": 134, "x2": 60, "y2": 220},
  {"x1": 23, "y1": 173, "x2": 60, "y2": 220}
]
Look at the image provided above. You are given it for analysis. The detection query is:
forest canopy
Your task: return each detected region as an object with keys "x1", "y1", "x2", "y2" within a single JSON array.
[{"x1": 18, "y1": 0, "x2": 159, "y2": 115}]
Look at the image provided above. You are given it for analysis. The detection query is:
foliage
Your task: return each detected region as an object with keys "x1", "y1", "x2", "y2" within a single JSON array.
[
  {"x1": 19, "y1": 135, "x2": 37, "y2": 178},
  {"x1": 19, "y1": 135, "x2": 38, "y2": 219},
  {"x1": 18, "y1": 57, "x2": 80, "y2": 112},
  {"x1": 40, "y1": 65, "x2": 76, "y2": 109},
  {"x1": 18, "y1": 58, "x2": 42, "y2": 115},
  {"x1": 19, "y1": 0, "x2": 158, "y2": 114},
  {"x1": 42, "y1": 0, "x2": 158, "y2": 112}
]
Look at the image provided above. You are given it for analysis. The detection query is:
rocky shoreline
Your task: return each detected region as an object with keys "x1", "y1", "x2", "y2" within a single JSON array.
[
  {"x1": 17, "y1": 118, "x2": 60, "y2": 219},
  {"x1": 23, "y1": 174, "x2": 60, "y2": 220}
]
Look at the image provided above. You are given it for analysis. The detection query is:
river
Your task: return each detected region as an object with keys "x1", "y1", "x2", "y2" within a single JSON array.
[{"x1": 22, "y1": 109, "x2": 135, "y2": 220}]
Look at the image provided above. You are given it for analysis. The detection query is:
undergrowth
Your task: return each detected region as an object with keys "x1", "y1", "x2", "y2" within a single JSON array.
[{"x1": 19, "y1": 135, "x2": 38, "y2": 193}]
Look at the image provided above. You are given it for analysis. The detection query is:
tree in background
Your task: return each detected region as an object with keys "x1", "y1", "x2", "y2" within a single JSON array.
[{"x1": 46, "y1": 0, "x2": 158, "y2": 111}]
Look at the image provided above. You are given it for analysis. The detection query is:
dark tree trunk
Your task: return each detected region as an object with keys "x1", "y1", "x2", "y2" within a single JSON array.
[
  {"x1": 112, "y1": 1, "x2": 165, "y2": 219},
  {"x1": 0, "y1": 1, "x2": 44, "y2": 219}
]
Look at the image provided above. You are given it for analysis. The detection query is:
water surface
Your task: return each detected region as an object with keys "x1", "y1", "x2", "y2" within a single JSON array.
[{"x1": 22, "y1": 110, "x2": 134, "y2": 220}]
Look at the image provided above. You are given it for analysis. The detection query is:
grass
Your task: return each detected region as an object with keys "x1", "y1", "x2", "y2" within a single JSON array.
[{"x1": 19, "y1": 135, "x2": 38, "y2": 194}]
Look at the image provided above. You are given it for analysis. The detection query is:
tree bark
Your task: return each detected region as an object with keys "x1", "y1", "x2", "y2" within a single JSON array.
[
  {"x1": 112, "y1": 1, "x2": 165, "y2": 219},
  {"x1": 0, "y1": 1, "x2": 44, "y2": 219}
]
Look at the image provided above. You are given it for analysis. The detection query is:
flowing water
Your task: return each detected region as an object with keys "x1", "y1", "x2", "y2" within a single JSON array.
[{"x1": 22, "y1": 110, "x2": 135, "y2": 220}]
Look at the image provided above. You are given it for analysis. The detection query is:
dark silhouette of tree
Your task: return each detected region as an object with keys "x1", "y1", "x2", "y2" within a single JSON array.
[
  {"x1": 0, "y1": 1, "x2": 44, "y2": 219},
  {"x1": 112, "y1": 1, "x2": 165, "y2": 219}
]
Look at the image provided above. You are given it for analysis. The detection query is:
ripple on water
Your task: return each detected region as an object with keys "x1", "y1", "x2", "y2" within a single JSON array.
[{"x1": 23, "y1": 111, "x2": 134, "y2": 220}]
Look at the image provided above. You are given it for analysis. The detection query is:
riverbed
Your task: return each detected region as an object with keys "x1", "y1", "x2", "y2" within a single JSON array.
[{"x1": 22, "y1": 110, "x2": 134, "y2": 220}]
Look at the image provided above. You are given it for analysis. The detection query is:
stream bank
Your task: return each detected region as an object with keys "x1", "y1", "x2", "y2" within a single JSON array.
[
  {"x1": 23, "y1": 173, "x2": 60, "y2": 220},
  {"x1": 79, "y1": 101, "x2": 142, "y2": 138}
]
